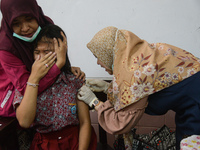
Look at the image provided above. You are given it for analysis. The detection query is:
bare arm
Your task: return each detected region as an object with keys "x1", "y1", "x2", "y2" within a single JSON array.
[
  {"x1": 16, "y1": 52, "x2": 56, "y2": 128},
  {"x1": 77, "y1": 98, "x2": 91, "y2": 150}
]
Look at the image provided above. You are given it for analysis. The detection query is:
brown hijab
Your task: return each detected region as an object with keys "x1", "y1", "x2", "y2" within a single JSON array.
[
  {"x1": 0, "y1": 0, "x2": 53, "y2": 71},
  {"x1": 87, "y1": 26, "x2": 200, "y2": 111}
]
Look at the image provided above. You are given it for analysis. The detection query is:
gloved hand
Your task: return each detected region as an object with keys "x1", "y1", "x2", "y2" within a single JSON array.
[
  {"x1": 86, "y1": 79, "x2": 110, "y2": 94},
  {"x1": 78, "y1": 85, "x2": 98, "y2": 107}
]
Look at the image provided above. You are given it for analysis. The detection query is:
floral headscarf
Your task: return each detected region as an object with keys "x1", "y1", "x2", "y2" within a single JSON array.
[
  {"x1": 87, "y1": 26, "x2": 200, "y2": 111},
  {"x1": 87, "y1": 26, "x2": 118, "y2": 69}
]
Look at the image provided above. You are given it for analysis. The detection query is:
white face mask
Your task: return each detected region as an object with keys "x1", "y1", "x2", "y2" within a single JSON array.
[{"x1": 13, "y1": 26, "x2": 41, "y2": 42}]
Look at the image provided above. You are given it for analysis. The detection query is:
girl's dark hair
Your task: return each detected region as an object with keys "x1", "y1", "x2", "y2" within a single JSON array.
[{"x1": 33, "y1": 24, "x2": 71, "y2": 74}]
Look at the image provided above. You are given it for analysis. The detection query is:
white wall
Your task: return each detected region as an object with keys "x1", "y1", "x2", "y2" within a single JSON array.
[{"x1": 1, "y1": 0, "x2": 200, "y2": 78}]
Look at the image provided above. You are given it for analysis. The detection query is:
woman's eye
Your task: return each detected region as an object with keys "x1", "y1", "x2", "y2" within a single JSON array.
[{"x1": 12, "y1": 22, "x2": 19, "y2": 27}]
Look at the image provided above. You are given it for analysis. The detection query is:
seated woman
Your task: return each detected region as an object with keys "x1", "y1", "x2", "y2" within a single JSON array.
[{"x1": 13, "y1": 24, "x2": 97, "y2": 150}]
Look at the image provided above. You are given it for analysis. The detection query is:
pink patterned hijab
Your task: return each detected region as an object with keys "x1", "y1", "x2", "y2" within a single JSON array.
[
  {"x1": 0, "y1": 0, "x2": 53, "y2": 71},
  {"x1": 87, "y1": 26, "x2": 200, "y2": 111}
]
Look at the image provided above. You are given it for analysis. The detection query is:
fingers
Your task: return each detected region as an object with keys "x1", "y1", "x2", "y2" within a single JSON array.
[
  {"x1": 86, "y1": 79, "x2": 92, "y2": 85},
  {"x1": 53, "y1": 38, "x2": 59, "y2": 53},
  {"x1": 79, "y1": 71, "x2": 86, "y2": 81},
  {"x1": 77, "y1": 95, "x2": 81, "y2": 100},
  {"x1": 86, "y1": 79, "x2": 98, "y2": 85},
  {"x1": 34, "y1": 55, "x2": 41, "y2": 63},
  {"x1": 58, "y1": 32, "x2": 67, "y2": 53},
  {"x1": 71, "y1": 67, "x2": 86, "y2": 81},
  {"x1": 78, "y1": 88, "x2": 85, "y2": 100},
  {"x1": 80, "y1": 85, "x2": 86, "y2": 91},
  {"x1": 57, "y1": 38, "x2": 63, "y2": 47},
  {"x1": 61, "y1": 31, "x2": 67, "y2": 45},
  {"x1": 75, "y1": 67, "x2": 81, "y2": 76},
  {"x1": 45, "y1": 53, "x2": 56, "y2": 67},
  {"x1": 46, "y1": 52, "x2": 56, "y2": 64},
  {"x1": 53, "y1": 37, "x2": 66, "y2": 54},
  {"x1": 87, "y1": 79, "x2": 93, "y2": 84},
  {"x1": 78, "y1": 90, "x2": 84, "y2": 96},
  {"x1": 77, "y1": 94, "x2": 84, "y2": 100},
  {"x1": 80, "y1": 85, "x2": 90, "y2": 92},
  {"x1": 40, "y1": 52, "x2": 56, "y2": 62},
  {"x1": 71, "y1": 67, "x2": 80, "y2": 78},
  {"x1": 55, "y1": 36, "x2": 67, "y2": 57},
  {"x1": 37, "y1": 52, "x2": 56, "y2": 70},
  {"x1": 80, "y1": 72, "x2": 85, "y2": 81},
  {"x1": 54, "y1": 32, "x2": 67, "y2": 50},
  {"x1": 46, "y1": 58, "x2": 55, "y2": 69},
  {"x1": 73, "y1": 67, "x2": 85, "y2": 80}
]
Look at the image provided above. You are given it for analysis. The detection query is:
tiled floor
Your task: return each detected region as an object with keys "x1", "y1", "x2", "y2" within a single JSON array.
[{"x1": 90, "y1": 110, "x2": 176, "y2": 149}]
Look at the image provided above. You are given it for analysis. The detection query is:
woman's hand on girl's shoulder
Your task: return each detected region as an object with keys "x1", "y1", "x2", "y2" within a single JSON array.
[{"x1": 71, "y1": 67, "x2": 86, "y2": 81}]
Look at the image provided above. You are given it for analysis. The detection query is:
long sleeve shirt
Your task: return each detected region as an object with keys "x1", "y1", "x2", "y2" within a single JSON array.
[{"x1": 97, "y1": 97, "x2": 148, "y2": 135}]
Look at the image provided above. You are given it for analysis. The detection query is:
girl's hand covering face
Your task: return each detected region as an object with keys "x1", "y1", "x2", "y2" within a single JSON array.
[{"x1": 31, "y1": 52, "x2": 56, "y2": 82}]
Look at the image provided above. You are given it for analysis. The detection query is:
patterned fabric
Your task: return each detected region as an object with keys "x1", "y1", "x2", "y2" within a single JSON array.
[
  {"x1": 114, "y1": 125, "x2": 176, "y2": 150},
  {"x1": 87, "y1": 26, "x2": 118, "y2": 69},
  {"x1": 13, "y1": 72, "x2": 83, "y2": 133},
  {"x1": 180, "y1": 135, "x2": 200, "y2": 150},
  {"x1": 87, "y1": 26, "x2": 200, "y2": 111}
]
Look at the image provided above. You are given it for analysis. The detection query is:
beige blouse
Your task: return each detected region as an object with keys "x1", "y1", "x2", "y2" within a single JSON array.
[{"x1": 97, "y1": 97, "x2": 148, "y2": 135}]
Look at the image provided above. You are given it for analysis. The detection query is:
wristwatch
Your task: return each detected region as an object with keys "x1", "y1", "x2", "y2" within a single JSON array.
[{"x1": 92, "y1": 98, "x2": 100, "y2": 107}]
